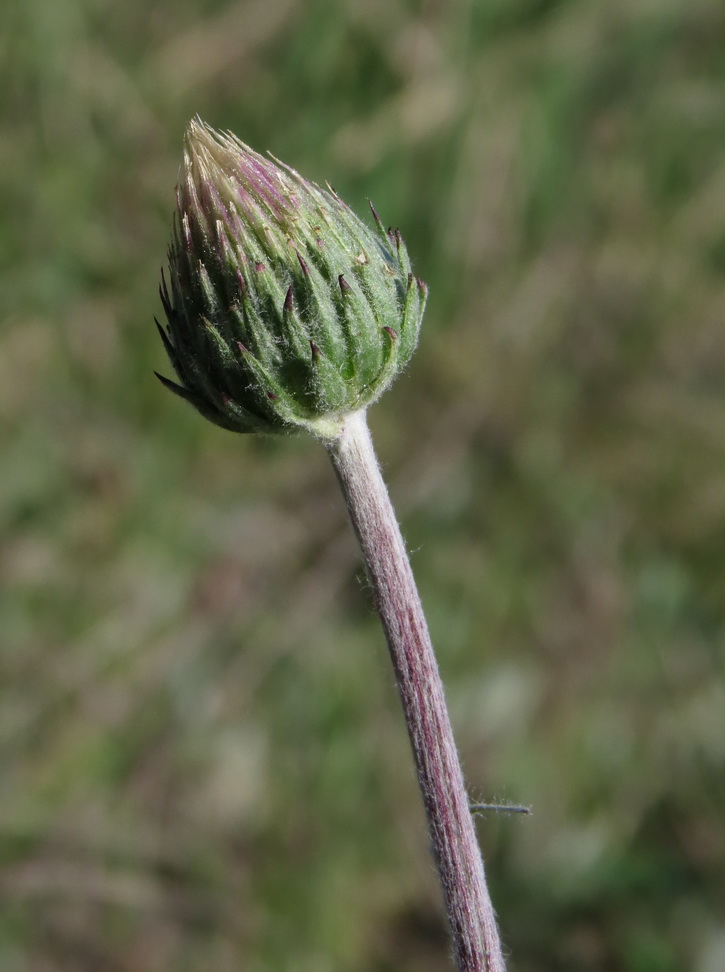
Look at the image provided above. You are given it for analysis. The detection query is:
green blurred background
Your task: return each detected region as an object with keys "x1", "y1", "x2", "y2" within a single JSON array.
[{"x1": 3, "y1": 0, "x2": 725, "y2": 968}]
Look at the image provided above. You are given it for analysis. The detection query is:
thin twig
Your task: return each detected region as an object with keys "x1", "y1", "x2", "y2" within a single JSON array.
[
  {"x1": 470, "y1": 804, "x2": 531, "y2": 817},
  {"x1": 326, "y1": 409, "x2": 505, "y2": 972}
]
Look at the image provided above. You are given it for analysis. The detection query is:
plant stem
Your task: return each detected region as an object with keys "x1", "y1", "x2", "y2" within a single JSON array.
[{"x1": 325, "y1": 410, "x2": 505, "y2": 972}]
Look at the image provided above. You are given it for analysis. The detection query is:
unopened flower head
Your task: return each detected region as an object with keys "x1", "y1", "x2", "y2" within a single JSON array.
[{"x1": 156, "y1": 119, "x2": 428, "y2": 438}]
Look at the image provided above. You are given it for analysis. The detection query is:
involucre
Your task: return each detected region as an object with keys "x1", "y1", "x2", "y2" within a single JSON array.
[{"x1": 156, "y1": 119, "x2": 427, "y2": 438}]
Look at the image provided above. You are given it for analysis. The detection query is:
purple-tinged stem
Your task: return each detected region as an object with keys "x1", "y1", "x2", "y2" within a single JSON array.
[{"x1": 325, "y1": 410, "x2": 505, "y2": 972}]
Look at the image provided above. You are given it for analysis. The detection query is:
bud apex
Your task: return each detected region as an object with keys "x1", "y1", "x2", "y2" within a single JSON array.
[{"x1": 156, "y1": 118, "x2": 427, "y2": 437}]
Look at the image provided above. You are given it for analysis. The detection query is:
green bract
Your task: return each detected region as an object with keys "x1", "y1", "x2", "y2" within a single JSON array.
[{"x1": 156, "y1": 119, "x2": 427, "y2": 438}]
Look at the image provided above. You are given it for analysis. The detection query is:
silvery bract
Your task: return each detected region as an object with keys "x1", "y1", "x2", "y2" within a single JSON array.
[{"x1": 156, "y1": 119, "x2": 427, "y2": 437}]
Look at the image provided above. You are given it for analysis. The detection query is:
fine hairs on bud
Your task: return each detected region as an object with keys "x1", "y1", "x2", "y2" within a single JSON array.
[{"x1": 155, "y1": 119, "x2": 506, "y2": 972}]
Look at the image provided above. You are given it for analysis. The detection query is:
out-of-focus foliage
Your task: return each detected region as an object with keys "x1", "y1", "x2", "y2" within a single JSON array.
[{"x1": 2, "y1": 0, "x2": 724, "y2": 969}]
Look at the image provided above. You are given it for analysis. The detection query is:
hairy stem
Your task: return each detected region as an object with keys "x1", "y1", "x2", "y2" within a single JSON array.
[{"x1": 325, "y1": 409, "x2": 505, "y2": 972}]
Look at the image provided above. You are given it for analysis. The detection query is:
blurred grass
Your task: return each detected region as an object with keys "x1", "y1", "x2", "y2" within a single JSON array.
[{"x1": 2, "y1": 0, "x2": 725, "y2": 968}]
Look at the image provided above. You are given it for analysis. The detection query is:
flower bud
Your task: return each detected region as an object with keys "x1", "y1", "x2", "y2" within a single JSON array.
[{"x1": 155, "y1": 118, "x2": 427, "y2": 438}]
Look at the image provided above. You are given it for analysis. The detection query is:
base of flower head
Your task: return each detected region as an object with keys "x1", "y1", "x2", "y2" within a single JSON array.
[{"x1": 294, "y1": 409, "x2": 362, "y2": 442}]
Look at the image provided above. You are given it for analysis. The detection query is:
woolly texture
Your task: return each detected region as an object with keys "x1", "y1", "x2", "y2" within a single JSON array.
[{"x1": 327, "y1": 412, "x2": 506, "y2": 972}]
